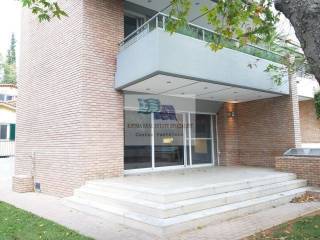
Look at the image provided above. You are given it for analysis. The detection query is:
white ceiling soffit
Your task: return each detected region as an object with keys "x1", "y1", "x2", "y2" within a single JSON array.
[
  {"x1": 123, "y1": 74, "x2": 280, "y2": 103},
  {"x1": 126, "y1": 0, "x2": 217, "y2": 30}
]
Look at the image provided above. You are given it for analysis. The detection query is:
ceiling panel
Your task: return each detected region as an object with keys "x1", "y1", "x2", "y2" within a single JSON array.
[
  {"x1": 124, "y1": 75, "x2": 197, "y2": 94},
  {"x1": 199, "y1": 87, "x2": 279, "y2": 102},
  {"x1": 126, "y1": 0, "x2": 170, "y2": 12},
  {"x1": 124, "y1": 74, "x2": 280, "y2": 103},
  {"x1": 163, "y1": 82, "x2": 231, "y2": 97}
]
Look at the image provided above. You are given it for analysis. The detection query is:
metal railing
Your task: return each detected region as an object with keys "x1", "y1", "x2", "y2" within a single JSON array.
[
  {"x1": 119, "y1": 12, "x2": 304, "y2": 64},
  {"x1": 0, "y1": 140, "x2": 15, "y2": 157}
]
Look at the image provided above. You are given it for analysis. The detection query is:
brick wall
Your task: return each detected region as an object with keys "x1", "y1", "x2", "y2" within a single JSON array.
[
  {"x1": 237, "y1": 96, "x2": 300, "y2": 167},
  {"x1": 218, "y1": 74, "x2": 301, "y2": 168},
  {"x1": 217, "y1": 103, "x2": 240, "y2": 166},
  {"x1": 81, "y1": 0, "x2": 124, "y2": 181},
  {"x1": 276, "y1": 156, "x2": 320, "y2": 186},
  {"x1": 299, "y1": 100, "x2": 320, "y2": 143},
  {"x1": 14, "y1": 0, "x2": 124, "y2": 197}
]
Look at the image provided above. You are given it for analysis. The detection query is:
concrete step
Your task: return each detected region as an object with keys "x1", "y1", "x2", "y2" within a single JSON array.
[
  {"x1": 74, "y1": 179, "x2": 307, "y2": 218},
  {"x1": 85, "y1": 173, "x2": 297, "y2": 203},
  {"x1": 64, "y1": 187, "x2": 309, "y2": 236}
]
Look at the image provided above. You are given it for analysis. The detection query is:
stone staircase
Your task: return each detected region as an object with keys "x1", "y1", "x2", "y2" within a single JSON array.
[{"x1": 64, "y1": 172, "x2": 309, "y2": 236}]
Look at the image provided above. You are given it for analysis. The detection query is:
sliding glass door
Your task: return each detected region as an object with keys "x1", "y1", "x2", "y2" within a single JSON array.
[
  {"x1": 124, "y1": 110, "x2": 216, "y2": 170},
  {"x1": 187, "y1": 114, "x2": 214, "y2": 165},
  {"x1": 154, "y1": 112, "x2": 185, "y2": 167}
]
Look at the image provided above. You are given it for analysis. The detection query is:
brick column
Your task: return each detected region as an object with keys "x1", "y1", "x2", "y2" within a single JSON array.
[
  {"x1": 80, "y1": 0, "x2": 124, "y2": 180},
  {"x1": 217, "y1": 103, "x2": 240, "y2": 166},
  {"x1": 235, "y1": 64, "x2": 303, "y2": 167},
  {"x1": 288, "y1": 67, "x2": 302, "y2": 147},
  {"x1": 14, "y1": 0, "x2": 124, "y2": 197}
]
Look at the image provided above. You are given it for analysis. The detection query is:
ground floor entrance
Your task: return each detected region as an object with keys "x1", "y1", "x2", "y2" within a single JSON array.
[{"x1": 124, "y1": 94, "x2": 219, "y2": 171}]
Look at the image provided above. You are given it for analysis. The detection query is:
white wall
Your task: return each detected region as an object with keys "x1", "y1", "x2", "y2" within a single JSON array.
[
  {"x1": 0, "y1": 86, "x2": 18, "y2": 96},
  {"x1": 297, "y1": 77, "x2": 319, "y2": 99},
  {"x1": 0, "y1": 107, "x2": 16, "y2": 124}
]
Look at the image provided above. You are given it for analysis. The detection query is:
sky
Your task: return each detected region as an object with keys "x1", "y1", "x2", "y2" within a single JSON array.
[{"x1": 0, "y1": 0, "x2": 21, "y2": 59}]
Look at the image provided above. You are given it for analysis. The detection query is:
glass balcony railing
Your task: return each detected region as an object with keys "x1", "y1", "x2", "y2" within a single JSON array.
[{"x1": 120, "y1": 13, "x2": 302, "y2": 65}]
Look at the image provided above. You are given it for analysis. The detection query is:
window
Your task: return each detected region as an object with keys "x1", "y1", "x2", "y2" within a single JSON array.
[
  {"x1": 6, "y1": 95, "x2": 13, "y2": 101},
  {"x1": 124, "y1": 12, "x2": 146, "y2": 38},
  {"x1": 0, "y1": 125, "x2": 8, "y2": 140},
  {"x1": 0, "y1": 94, "x2": 4, "y2": 101}
]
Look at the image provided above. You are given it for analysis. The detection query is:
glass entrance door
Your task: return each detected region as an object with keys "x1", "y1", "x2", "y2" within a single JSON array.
[
  {"x1": 124, "y1": 110, "x2": 216, "y2": 170},
  {"x1": 153, "y1": 112, "x2": 185, "y2": 167},
  {"x1": 187, "y1": 114, "x2": 214, "y2": 165}
]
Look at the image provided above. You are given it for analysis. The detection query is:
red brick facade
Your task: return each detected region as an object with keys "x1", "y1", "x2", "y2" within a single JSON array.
[
  {"x1": 218, "y1": 74, "x2": 301, "y2": 168},
  {"x1": 299, "y1": 100, "x2": 320, "y2": 143},
  {"x1": 14, "y1": 0, "x2": 124, "y2": 197},
  {"x1": 217, "y1": 103, "x2": 240, "y2": 166},
  {"x1": 276, "y1": 156, "x2": 320, "y2": 187}
]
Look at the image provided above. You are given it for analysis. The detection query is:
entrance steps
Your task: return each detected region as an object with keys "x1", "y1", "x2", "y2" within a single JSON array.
[{"x1": 64, "y1": 172, "x2": 309, "y2": 236}]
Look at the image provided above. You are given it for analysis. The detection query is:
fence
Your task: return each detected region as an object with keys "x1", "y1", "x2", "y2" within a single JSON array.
[{"x1": 0, "y1": 140, "x2": 15, "y2": 157}]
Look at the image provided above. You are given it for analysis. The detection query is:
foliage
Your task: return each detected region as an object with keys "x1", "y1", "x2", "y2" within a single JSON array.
[
  {"x1": 166, "y1": 0, "x2": 311, "y2": 86},
  {"x1": 2, "y1": 34, "x2": 17, "y2": 84},
  {"x1": 6, "y1": 34, "x2": 16, "y2": 65},
  {"x1": 167, "y1": 0, "x2": 280, "y2": 51},
  {"x1": 2, "y1": 64, "x2": 16, "y2": 84},
  {"x1": 20, "y1": 0, "x2": 68, "y2": 22},
  {"x1": 0, "y1": 201, "x2": 93, "y2": 240},
  {"x1": 314, "y1": 91, "x2": 320, "y2": 119}
]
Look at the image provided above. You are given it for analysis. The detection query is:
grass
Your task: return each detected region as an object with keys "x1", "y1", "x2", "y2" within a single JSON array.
[
  {"x1": 0, "y1": 201, "x2": 93, "y2": 240},
  {"x1": 246, "y1": 210, "x2": 320, "y2": 240}
]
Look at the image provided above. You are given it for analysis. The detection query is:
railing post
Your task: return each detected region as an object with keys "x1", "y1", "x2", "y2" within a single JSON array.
[
  {"x1": 162, "y1": 15, "x2": 165, "y2": 29},
  {"x1": 156, "y1": 15, "x2": 158, "y2": 28}
]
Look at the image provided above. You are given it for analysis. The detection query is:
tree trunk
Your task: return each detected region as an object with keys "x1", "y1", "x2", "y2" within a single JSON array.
[{"x1": 275, "y1": 0, "x2": 320, "y2": 85}]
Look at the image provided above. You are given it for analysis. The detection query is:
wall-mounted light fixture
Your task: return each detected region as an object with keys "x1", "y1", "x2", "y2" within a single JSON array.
[{"x1": 227, "y1": 111, "x2": 236, "y2": 118}]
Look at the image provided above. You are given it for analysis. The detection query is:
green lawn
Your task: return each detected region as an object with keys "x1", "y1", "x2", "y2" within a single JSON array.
[
  {"x1": 0, "y1": 201, "x2": 93, "y2": 240},
  {"x1": 247, "y1": 211, "x2": 320, "y2": 240}
]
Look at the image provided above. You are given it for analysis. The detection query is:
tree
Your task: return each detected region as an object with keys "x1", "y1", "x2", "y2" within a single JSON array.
[
  {"x1": 2, "y1": 64, "x2": 16, "y2": 84},
  {"x1": 0, "y1": 53, "x2": 4, "y2": 82},
  {"x1": 6, "y1": 34, "x2": 16, "y2": 65},
  {"x1": 167, "y1": 0, "x2": 320, "y2": 85},
  {"x1": 2, "y1": 34, "x2": 17, "y2": 84},
  {"x1": 20, "y1": 0, "x2": 67, "y2": 22},
  {"x1": 274, "y1": 0, "x2": 320, "y2": 86}
]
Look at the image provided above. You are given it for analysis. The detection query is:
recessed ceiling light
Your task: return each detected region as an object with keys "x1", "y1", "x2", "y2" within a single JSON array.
[
  {"x1": 166, "y1": 81, "x2": 171, "y2": 84},
  {"x1": 146, "y1": 88, "x2": 151, "y2": 91},
  {"x1": 204, "y1": 87, "x2": 208, "y2": 90},
  {"x1": 181, "y1": 92, "x2": 185, "y2": 95},
  {"x1": 147, "y1": 0, "x2": 152, "y2": 3},
  {"x1": 233, "y1": 91, "x2": 238, "y2": 94}
]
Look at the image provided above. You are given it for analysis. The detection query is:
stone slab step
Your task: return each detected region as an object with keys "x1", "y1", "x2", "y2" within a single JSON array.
[
  {"x1": 64, "y1": 187, "x2": 309, "y2": 236},
  {"x1": 74, "y1": 179, "x2": 307, "y2": 218},
  {"x1": 85, "y1": 173, "x2": 297, "y2": 203}
]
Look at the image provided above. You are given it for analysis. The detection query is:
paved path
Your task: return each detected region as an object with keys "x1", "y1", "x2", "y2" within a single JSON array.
[{"x1": 1, "y1": 157, "x2": 320, "y2": 240}]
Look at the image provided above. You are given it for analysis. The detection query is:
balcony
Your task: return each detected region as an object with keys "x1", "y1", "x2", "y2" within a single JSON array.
[{"x1": 115, "y1": 13, "x2": 290, "y2": 102}]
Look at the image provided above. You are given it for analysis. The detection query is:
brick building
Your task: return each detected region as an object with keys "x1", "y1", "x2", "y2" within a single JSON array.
[{"x1": 14, "y1": 0, "x2": 319, "y2": 198}]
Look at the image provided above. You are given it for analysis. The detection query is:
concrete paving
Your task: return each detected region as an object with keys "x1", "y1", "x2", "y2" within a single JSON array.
[{"x1": 0, "y1": 157, "x2": 319, "y2": 240}]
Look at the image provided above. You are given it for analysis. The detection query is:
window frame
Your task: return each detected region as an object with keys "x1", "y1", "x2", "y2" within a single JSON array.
[{"x1": 0, "y1": 124, "x2": 9, "y2": 140}]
